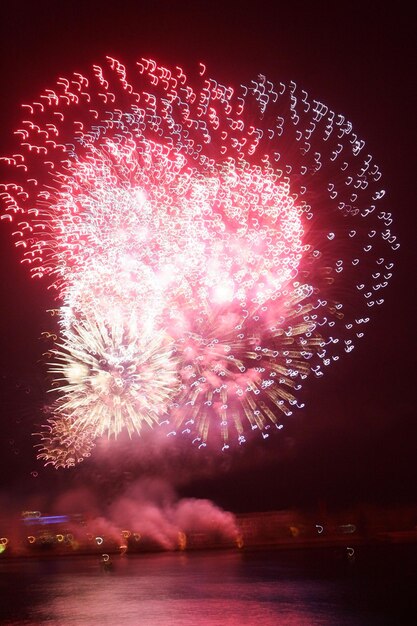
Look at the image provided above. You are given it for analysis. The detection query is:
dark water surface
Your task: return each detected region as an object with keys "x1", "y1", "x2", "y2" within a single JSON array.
[{"x1": 0, "y1": 546, "x2": 416, "y2": 625}]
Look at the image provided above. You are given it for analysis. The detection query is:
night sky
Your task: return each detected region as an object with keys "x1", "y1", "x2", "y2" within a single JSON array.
[{"x1": 0, "y1": 1, "x2": 415, "y2": 514}]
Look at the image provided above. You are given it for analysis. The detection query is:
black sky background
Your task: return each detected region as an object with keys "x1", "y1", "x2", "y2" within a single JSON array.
[{"x1": 0, "y1": 1, "x2": 415, "y2": 514}]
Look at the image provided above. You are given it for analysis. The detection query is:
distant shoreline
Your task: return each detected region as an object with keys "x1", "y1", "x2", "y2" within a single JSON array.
[{"x1": 2, "y1": 530, "x2": 417, "y2": 561}]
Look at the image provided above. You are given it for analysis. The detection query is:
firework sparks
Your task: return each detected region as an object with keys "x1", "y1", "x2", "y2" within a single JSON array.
[
  {"x1": 169, "y1": 285, "x2": 323, "y2": 449},
  {"x1": 34, "y1": 412, "x2": 96, "y2": 469},
  {"x1": 1, "y1": 57, "x2": 397, "y2": 457},
  {"x1": 48, "y1": 312, "x2": 179, "y2": 438}
]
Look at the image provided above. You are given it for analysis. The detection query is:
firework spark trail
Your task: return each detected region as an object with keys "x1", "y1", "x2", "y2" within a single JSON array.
[
  {"x1": 0, "y1": 57, "x2": 397, "y2": 460},
  {"x1": 50, "y1": 312, "x2": 179, "y2": 439},
  {"x1": 34, "y1": 412, "x2": 96, "y2": 469}
]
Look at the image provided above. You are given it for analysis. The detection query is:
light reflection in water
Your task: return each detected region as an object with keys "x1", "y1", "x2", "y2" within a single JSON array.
[{"x1": 0, "y1": 548, "x2": 416, "y2": 625}]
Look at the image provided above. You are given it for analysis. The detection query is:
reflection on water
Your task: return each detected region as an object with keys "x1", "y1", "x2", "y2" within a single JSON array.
[{"x1": 0, "y1": 547, "x2": 416, "y2": 625}]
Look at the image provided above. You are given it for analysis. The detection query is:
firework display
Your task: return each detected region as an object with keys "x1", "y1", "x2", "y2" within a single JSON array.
[
  {"x1": 0, "y1": 57, "x2": 397, "y2": 463},
  {"x1": 49, "y1": 312, "x2": 179, "y2": 438},
  {"x1": 34, "y1": 411, "x2": 96, "y2": 469}
]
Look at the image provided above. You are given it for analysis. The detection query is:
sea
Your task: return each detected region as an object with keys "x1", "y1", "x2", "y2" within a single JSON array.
[{"x1": 0, "y1": 545, "x2": 416, "y2": 625}]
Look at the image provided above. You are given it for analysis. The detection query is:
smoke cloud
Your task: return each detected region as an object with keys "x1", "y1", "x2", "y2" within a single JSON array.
[{"x1": 1, "y1": 476, "x2": 238, "y2": 554}]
